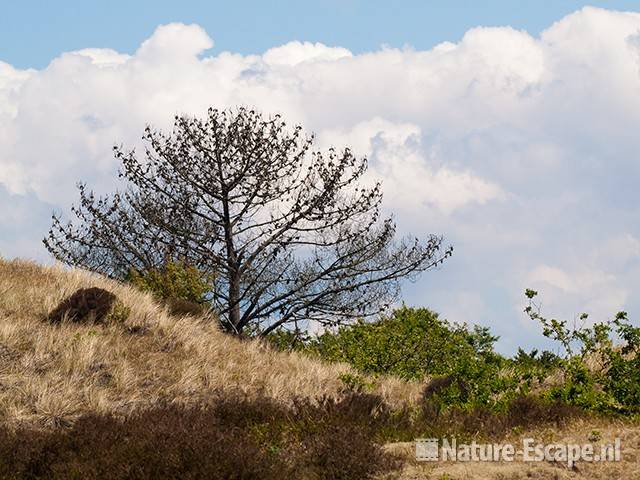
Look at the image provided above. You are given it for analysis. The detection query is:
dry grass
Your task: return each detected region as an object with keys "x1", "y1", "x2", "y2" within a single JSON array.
[
  {"x1": 382, "y1": 417, "x2": 640, "y2": 479},
  {"x1": 0, "y1": 258, "x2": 420, "y2": 428}
]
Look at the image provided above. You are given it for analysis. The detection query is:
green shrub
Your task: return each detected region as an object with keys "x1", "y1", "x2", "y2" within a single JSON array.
[
  {"x1": 270, "y1": 307, "x2": 518, "y2": 410},
  {"x1": 127, "y1": 260, "x2": 214, "y2": 310},
  {"x1": 268, "y1": 300, "x2": 639, "y2": 417},
  {"x1": 525, "y1": 289, "x2": 640, "y2": 414},
  {"x1": 304, "y1": 307, "x2": 502, "y2": 380}
]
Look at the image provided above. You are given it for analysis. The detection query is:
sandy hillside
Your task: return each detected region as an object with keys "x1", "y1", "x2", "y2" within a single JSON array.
[{"x1": 0, "y1": 258, "x2": 419, "y2": 428}]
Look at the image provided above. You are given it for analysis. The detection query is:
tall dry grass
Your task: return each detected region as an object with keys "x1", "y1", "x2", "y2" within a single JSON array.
[{"x1": 0, "y1": 258, "x2": 420, "y2": 428}]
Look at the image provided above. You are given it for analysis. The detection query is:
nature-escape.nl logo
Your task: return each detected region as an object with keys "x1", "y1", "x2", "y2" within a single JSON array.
[{"x1": 415, "y1": 437, "x2": 621, "y2": 468}]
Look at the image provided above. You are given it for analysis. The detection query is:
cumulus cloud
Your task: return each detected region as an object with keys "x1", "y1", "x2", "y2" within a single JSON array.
[
  {"x1": 137, "y1": 23, "x2": 214, "y2": 61},
  {"x1": 0, "y1": 61, "x2": 34, "y2": 118},
  {"x1": 2, "y1": 8, "x2": 640, "y2": 351},
  {"x1": 319, "y1": 118, "x2": 504, "y2": 213}
]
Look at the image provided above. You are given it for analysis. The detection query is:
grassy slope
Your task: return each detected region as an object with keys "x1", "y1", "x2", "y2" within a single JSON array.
[
  {"x1": 0, "y1": 258, "x2": 638, "y2": 479},
  {"x1": 0, "y1": 258, "x2": 418, "y2": 428}
]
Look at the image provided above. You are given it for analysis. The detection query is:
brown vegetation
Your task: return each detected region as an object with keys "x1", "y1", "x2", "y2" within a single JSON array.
[
  {"x1": 46, "y1": 287, "x2": 117, "y2": 324},
  {"x1": 0, "y1": 258, "x2": 418, "y2": 428},
  {"x1": 0, "y1": 392, "x2": 401, "y2": 480},
  {"x1": 386, "y1": 417, "x2": 640, "y2": 479}
]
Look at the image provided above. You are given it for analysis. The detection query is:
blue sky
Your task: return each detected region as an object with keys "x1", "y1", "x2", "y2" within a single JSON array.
[
  {"x1": 2, "y1": 3, "x2": 640, "y2": 354},
  {"x1": 2, "y1": 1, "x2": 640, "y2": 68}
]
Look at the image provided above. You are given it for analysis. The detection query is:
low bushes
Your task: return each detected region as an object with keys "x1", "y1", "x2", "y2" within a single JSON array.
[
  {"x1": 126, "y1": 260, "x2": 214, "y2": 317},
  {"x1": 0, "y1": 389, "x2": 580, "y2": 480},
  {"x1": 0, "y1": 392, "x2": 401, "y2": 480},
  {"x1": 270, "y1": 300, "x2": 640, "y2": 416},
  {"x1": 269, "y1": 307, "x2": 516, "y2": 410},
  {"x1": 291, "y1": 306, "x2": 501, "y2": 381}
]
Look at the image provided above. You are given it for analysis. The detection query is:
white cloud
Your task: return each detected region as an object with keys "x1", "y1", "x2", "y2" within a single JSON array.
[
  {"x1": 2, "y1": 9, "x2": 640, "y2": 350},
  {"x1": 137, "y1": 23, "x2": 214, "y2": 61},
  {"x1": 527, "y1": 265, "x2": 576, "y2": 292},
  {"x1": 522, "y1": 263, "x2": 628, "y2": 328},
  {"x1": 0, "y1": 61, "x2": 34, "y2": 118},
  {"x1": 262, "y1": 41, "x2": 352, "y2": 66},
  {"x1": 70, "y1": 49, "x2": 130, "y2": 66},
  {"x1": 319, "y1": 118, "x2": 504, "y2": 214}
]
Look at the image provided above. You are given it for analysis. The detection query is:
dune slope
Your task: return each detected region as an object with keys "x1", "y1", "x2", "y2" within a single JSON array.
[{"x1": 0, "y1": 258, "x2": 418, "y2": 428}]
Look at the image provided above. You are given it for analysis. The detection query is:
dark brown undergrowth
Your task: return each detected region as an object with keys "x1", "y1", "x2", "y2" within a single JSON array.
[
  {"x1": 412, "y1": 393, "x2": 581, "y2": 442},
  {"x1": 0, "y1": 392, "x2": 401, "y2": 480},
  {"x1": 0, "y1": 391, "x2": 580, "y2": 480},
  {"x1": 46, "y1": 287, "x2": 117, "y2": 324}
]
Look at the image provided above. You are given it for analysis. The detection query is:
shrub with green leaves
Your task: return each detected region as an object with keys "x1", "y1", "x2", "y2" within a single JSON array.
[
  {"x1": 127, "y1": 260, "x2": 214, "y2": 308},
  {"x1": 525, "y1": 289, "x2": 640, "y2": 414},
  {"x1": 509, "y1": 347, "x2": 562, "y2": 396},
  {"x1": 306, "y1": 307, "x2": 501, "y2": 379},
  {"x1": 269, "y1": 300, "x2": 639, "y2": 416},
  {"x1": 270, "y1": 307, "x2": 520, "y2": 410}
]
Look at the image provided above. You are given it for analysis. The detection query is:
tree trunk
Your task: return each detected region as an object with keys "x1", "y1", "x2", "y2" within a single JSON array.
[
  {"x1": 228, "y1": 270, "x2": 242, "y2": 334},
  {"x1": 221, "y1": 186, "x2": 241, "y2": 334}
]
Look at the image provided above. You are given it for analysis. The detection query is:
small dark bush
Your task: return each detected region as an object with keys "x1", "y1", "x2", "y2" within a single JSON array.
[
  {"x1": 506, "y1": 395, "x2": 578, "y2": 428},
  {"x1": 422, "y1": 376, "x2": 456, "y2": 398},
  {"x1": 47, "y1": 287, "x2": 117, "y2": 324}
]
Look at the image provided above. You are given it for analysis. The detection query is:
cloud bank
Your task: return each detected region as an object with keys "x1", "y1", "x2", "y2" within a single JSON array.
[{"x1": 2, "y1": 7, "x2": 640, "y2": 351}]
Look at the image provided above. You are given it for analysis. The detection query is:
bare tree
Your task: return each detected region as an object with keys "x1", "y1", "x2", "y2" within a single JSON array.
[{"x1": 44, "y1": 108, "x2": 452, "y2": 336}]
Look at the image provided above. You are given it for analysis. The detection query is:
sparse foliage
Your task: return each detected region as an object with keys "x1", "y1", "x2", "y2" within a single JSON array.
[
  {"x1": 44, "y1": 107, "x2": 451, "y2": 335},
  {"x1": 525, "y1": 289, "x2": 640, "y2": 413}
]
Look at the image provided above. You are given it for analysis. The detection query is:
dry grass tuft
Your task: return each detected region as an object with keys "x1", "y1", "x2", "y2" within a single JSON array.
[{"x1": 0, "y1": 258, "x2": 420, "y2": 428}]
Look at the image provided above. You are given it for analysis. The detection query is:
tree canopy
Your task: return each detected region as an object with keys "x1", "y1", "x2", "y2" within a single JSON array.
[{"x1": 45, "y1": 107, "x2": 451, "y2": 335}]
